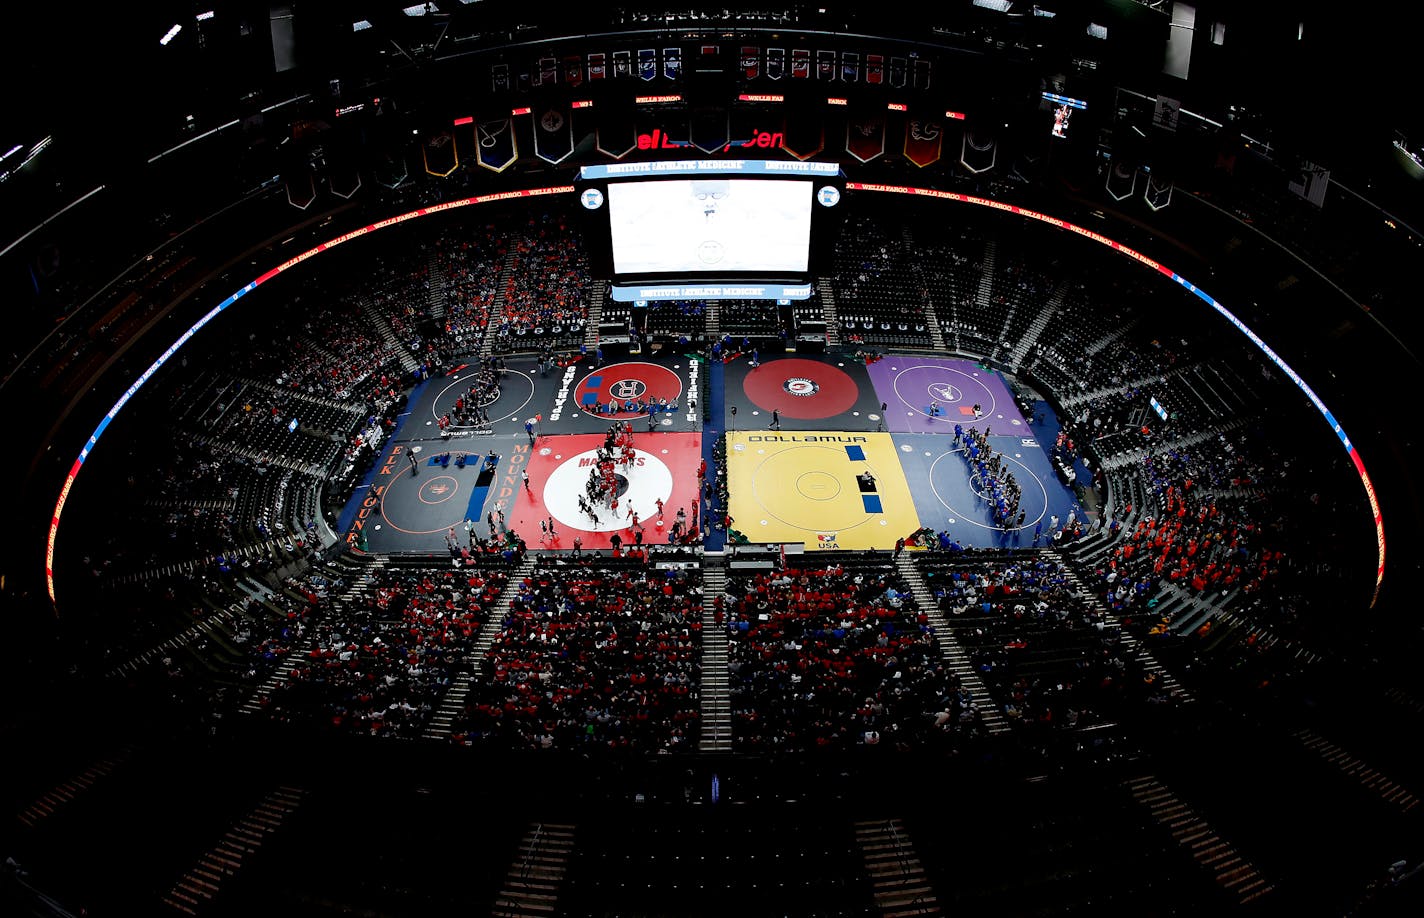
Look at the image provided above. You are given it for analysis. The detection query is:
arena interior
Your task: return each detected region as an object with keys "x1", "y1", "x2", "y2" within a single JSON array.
[{"x1": 4, "y1": 3, "x2": 1424, "y2": 916}]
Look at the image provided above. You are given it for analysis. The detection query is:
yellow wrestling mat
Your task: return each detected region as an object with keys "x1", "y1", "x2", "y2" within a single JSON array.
[{"x1": 726, "y1": 431, "x2": 920, "y2": 550}]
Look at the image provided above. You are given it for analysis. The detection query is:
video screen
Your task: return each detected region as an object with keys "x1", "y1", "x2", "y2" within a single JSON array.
[
  {"x1": 1042, "y1": 91, "x2": 1086, "y2": 141},
  {"x1": 607, "y1": 178, "x2": 813, "y2": 276}
]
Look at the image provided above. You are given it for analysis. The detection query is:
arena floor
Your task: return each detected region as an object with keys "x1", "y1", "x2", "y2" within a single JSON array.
[{"x1": 339, "y1": 350, "x2": 1085, "y2": 554}]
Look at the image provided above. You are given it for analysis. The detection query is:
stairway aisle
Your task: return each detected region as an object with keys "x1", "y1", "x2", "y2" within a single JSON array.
[
  {"x1": 427, "y1": 251, "x2": 447, "y2": 322},
  {"x1": 359, "y1": 297, "x2": 420, "y2": 374},
  {"x1": 425, "y1": 555, "x2": 535, "y2": 740},
  {"x1": 699, "y1": 557, "x2": 732, "y2": 752},
  {"x1": 1123, "y1": 775, "x2": 1275, "y2": 907},
  {"x1": 1007, "y1": 280, "x2": 1067, "y2": 370},
  {"x1": 901, "y1": 225, "x2": 946, "y2": 352},
  {"x1": 490, "y1": 823, "x2": 576, "y2": 918},
  {"x1": 583, "y1": 280, "x2": 606, "y2": 351},
  {"x1": 854, "y1": 818, "x2": 941, "y2": 916},
  {"x1": 818, "y1": 278, "x2": 841, "y2": 347},
  {"x1": 894, "y1": 555, "x2": 1011, "y2": 735},
  {"x1": 481, "y1": 251, "x2": 518, "y2": 359},
  {"x1": 241, "y1": 558, "x2": 387, "y2": 715},
  {"x1": 1046, "y1": 547, "x2": 1194, "y2": 705}
]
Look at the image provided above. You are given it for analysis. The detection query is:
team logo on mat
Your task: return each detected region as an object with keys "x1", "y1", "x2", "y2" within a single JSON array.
[
  {"x1": 610, "y1": 379, "x2": 647, "y2": 400},
  {"x1": 742, "y1": 358, "x2": 861, "y2": 420},
  {"x1": 929, "y1": 383, "x2": 960, "y2": 403},
  {"x1": 782, "y1": 377, "x2": 820, "y2": 397},
  {"x1": 574, "y1": 362, "x2": 683, "y2": 418}
]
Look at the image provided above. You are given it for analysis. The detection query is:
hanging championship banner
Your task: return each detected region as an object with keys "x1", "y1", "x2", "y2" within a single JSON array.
[
  {"x1": 596, "y1": 107, "x2": 637, "y2": 159},
  {"x1": 904, "y1": 117, "x2": 943, "y2": 167},
  {"x1": 663, "y1": 47, "x2": 682, "y2": 80},
  {"x1": 536, "y1": 56, "x2": 557, "y2": 87},
  {"x1": 782, "y1": 117, "x2": 824, "y2": 160},
  {"x1": 423, "y1": 131, "x2": 458, "y2": 177},
  {"x1": 960, "y1": 129, "x2": 996, "y2": 174},
  {"x1": 841, "y1": 52, "x2": 859, "y2": 83},
  {"x1": 691, "y1": 110, "x2": 730, "y2": 154},
  {"x1": 639, "y1": 48, "x2": 658, "y2": 81},
  {"x1": 865, "y1": 54, "x2": 884, "y2": 85},
  {"x1": 766, "y1": 48, "x2": 785, "y2": 80},
  {"x1": 477, "y1": 117, "x2": 517, "y2": 172},
  {"x1": 564, "y1": 55, "x2": 584, "y2": 88},
  {"x1": 889, "y1": 57, "x2": 907, "y2": 88},
  {"x1": 846, "y1": 111, "x2": 886, "y2": 163},
  {"x1": 913, "y1": 59, "x2": 932, "y2": 89},
  {"x1": 791, "y1": 49, "x2": 810, "y2": 79},
  {"x1": 741, "y1": 46, "x2": 760, "y2": 79},
  {"x1": 534, "y1": 105, "x2": 574, "y2": 164},
  {"x1": 613, "y1": 50, "x2": 631, "y2": 79},
  {"x1": 491, "y1": 63, "x2": 510, "y2": 93},
  {"x1": 588, "y1": 53, "x2": 606, "y2": 80},
  {"x1": 817, "y1": 50, "x2": 836, "y2": 80}
]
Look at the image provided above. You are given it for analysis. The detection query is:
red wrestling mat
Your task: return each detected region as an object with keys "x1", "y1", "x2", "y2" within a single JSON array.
[
  {"x1": 572, "y1": 361, "x2": 685, "y2": 419},
  {"x1": 509, "y1": 431, "x2": 704, "y2": 550},
  {"x1": 739, "y1": 357, "x2": 861, "y2": 420}
]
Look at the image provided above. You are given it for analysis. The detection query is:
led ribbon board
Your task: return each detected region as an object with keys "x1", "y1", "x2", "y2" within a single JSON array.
[{"x1": 51, "y1": 181, "x2": 1385, "y2": 610}]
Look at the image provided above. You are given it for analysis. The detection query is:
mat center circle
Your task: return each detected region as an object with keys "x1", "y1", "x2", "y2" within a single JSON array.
[
  {"x1": 928, "y1": 382, "x2": 961, "y2": 403},
  {"x1": 609, "y1": 378, "x2": 647, "y2": 401},
  {"x1": 796, "y1": 470, "x2": 841, "y2": 500},
  {"x1": 418, "y1": 475, "x2": 459, "y2": 504}
]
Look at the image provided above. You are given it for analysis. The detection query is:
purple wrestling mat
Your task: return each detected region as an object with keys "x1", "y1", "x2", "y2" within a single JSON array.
[{"x1": 865, "y1": 357, "x2": 1032, "y2": 436}]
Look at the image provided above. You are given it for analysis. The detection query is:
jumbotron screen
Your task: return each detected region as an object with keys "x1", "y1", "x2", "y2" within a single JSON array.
[{"x1": 606, "y1": 177, "x2": 813, "y2": 275}]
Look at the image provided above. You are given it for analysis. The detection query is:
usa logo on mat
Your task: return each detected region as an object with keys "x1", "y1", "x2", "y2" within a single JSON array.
[
  {"x1": 783, "y1": 377, "x2": 820, "y2": 397},
  {"x1": 815, "y1": 532, "x2": 839, "y2": 548}
]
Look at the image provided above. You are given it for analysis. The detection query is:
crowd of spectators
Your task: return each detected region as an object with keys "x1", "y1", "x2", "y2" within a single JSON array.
[
  {"x1": 431, "y1": 225, "x2": 506, "y2": 361},
  {"x1": 41, "y1": 186, "x2": 1385, "y2": 782},
  {"x1": 1089, "y1": 445, "x2": 1282, "y2": 622},
  {"x1": 493, "y1": 210, "x2": 590, "y2": 350},
  {"x1": 723, "y1": 555, "x2": 971, "y2": 752},
  {"x1": 920, "y1": 551, "x2": 1172, "y2": 741},
  {"x1": 450, "y1": 556, "x2": 701, "y2": 751},
  {"x1": 218, "y1": 300, "x2": 406, "y2": 407},
  {"x1": 254, "y1": 562, "x2": 510, "y2": 737}
]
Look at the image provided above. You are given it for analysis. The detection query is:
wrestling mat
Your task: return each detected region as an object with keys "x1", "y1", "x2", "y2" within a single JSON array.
[{"x1": 724, "y1": 430, "x2": 920, "y2": 551}]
